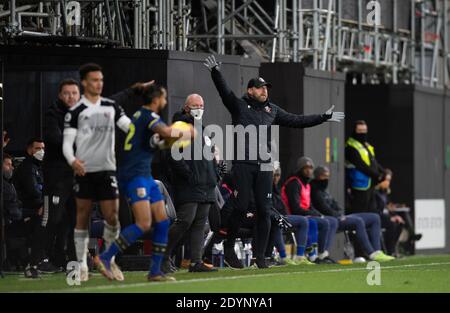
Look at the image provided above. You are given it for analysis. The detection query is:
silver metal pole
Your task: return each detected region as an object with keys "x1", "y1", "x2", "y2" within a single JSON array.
[
  {"x1": 293, "y1": 0, "x2": 298, "y2": 62},
  {"x1": 430, "y1": 16, "x2": 442, "y2": 87},
  {"x1": 133, "y1": 0, "x2": 138, "y2": 48},
  {"x1": 313, "y1": 0, "x2": 319, "y2": 69},
  {"x1": 321, "y1": 0, "x2": 333, "y2": 71},
  {"x1": 10, "y1": 0, "x2": 17, "y2": 28},
  {"x1": 444, "y1": 0, "x2": 449, "y2": 86},
  {"x1": 271, "y1": 0, "x2": 280, "y2": 62},
  {"x1": 231, "y1": 0, "x2": 236, "y2": 55}
]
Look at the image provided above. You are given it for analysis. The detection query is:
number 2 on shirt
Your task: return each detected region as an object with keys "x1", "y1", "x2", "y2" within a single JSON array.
[{"x1": 124, "y1": 123, "x2": 136, "y2": 151}]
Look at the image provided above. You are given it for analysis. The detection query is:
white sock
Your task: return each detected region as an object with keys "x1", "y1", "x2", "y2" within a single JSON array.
[
  {"x1": 74, "y1": 229, "x2": 89, "y2": 269},
  {"x1": 103, "y1": 221, "x2": 120, "y2": 249},
  {"x1": 369, "y1": 250, "x2": 382, "y2": 260},
  {"x1": 318, "y1": 250, "x2": 329, "y2": 260},
  {"x1": 309, "y1": 255, "x2": 318, "y2": 262},
  {"x1": 103, "y1": 222, "x2": 120, "y2": 263}
]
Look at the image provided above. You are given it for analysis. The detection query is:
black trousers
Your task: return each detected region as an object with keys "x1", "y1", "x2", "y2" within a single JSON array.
[
  {"x1": 348, "y1": 187, "x2": 376, "y2": 214},
  {"x1": 6, "y1": 216, "x2": 46, "y2": 266},
  {"x1": 229, "y1": 163, "x2": 272, "y2": 260},
  {"x1": 381, "y1": 213, "x2": 403, "y2": 255},
  {"x1": 165, "y1": 202, "x2": 211, "y2": 264},
  {"x1": 43, "y1": 169, "x2": 76, "y2": 267}
]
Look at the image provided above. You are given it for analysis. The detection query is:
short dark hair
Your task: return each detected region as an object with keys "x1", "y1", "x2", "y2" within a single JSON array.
[
  {"x1": 26, "y1": 137, "x2": 44, "y2": 148},
  {"x1": 142, "y1": 84, "x2": 166, "y2": 104},
  {"x1": 353, "y1": 120, "x2": 367, "y2": 131},
  {"x1": 3, "y1": 153, "x2": 13, "y2": 162},
  {"x1": 58, "y1": 78, "x2": 79, "y2": 93},
  {"x1": 79, "y1": 63, "x2": 102, "y2": 81}
]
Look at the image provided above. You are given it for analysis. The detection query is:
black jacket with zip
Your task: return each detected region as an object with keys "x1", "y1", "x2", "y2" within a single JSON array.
[
  {"x1": 210, "y1": 67, "x2": 329, "y2": 164},
  {"x1": 13, "y1": 155, "x2": 43, "y2": 211},
  {"x1": 168, "y1": 111, "x2": 219, "y2": 205},
  {"x1": 310, "y1": 180, "x2": 345, "y2": 218}
]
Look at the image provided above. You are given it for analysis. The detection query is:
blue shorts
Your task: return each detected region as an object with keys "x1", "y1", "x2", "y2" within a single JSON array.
[{"x1": 120, "y1": 176, "x2": 164, "y2": 205}]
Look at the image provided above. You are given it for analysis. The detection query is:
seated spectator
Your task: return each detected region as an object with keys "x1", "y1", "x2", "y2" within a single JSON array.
[
  {"x1": 281, "y1": 157, "x2": 338, "y2": 264},
  {"x1": 3, "y1": 153, "x2": 28, "y2": 270},
  {"x1": 270, "y1": 162, "x2": 317, "y2": 265},
  {"x1": 311, "y1": 166, "x2": 394, "y2": 262},
  {"x1": 13, "y1": 138, "x2": 59, "y2": 278},
  {"x1": 374, "y1": 169, "x2": 420, "y2": 256}
]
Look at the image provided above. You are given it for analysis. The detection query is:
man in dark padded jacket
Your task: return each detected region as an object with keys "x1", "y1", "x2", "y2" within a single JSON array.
[
  {"x1": 204, "y1": 55, "x2": 345, "y2": 268},
  {"x1": 162, "y1": 94, "x2": 219, "y2": 273}
]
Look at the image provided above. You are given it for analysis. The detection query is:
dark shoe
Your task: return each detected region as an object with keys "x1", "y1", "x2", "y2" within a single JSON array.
[
  {"x1": 161, "y1": 259, "x2": 176, "y2": 274},
  {"x1": 255, "y1": 257, "x2": 269, "y2": 269},
  {"x1": 37, "y1": 259, "x2": 61, "y2": 274},
  {"x1": 411, "y1": 233, "x2": 422, "y2": 241},
  {"x1": 24, "y1": 265, "x2": 40, "y2": 279},
  {"x1": 267, "y1": 257, "x2": 286, "y2": 267},
  {"x1": 224, "y1": 251, "x2": 244, "y2": 269},
  {"x1": 188, "y1": 262, "x2": 218, "y2": 272},
  {"x1": 315, "y1": 257, "x2": 337, "y2": 264}
]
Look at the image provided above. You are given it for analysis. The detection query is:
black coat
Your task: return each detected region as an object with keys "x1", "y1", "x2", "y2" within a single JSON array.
[
  {"x1": 3, "y1": 177, "x2": 23, "y2": 224},
  {"x1": 12, "y1": 155, "x2": 43, "y2": 211},
  {"x1": 310, "y1": 180, "x2": 345, "y2": 218},
  {"x1": 168, "y1": 112, "x2": 218, "y2": 205},
  {"x1": 43, "y1": 99, "x2": 72, "y2": 173},
  {"x1": 43, "y1": 88, "x2": 137, "y2": 174},
  {"x1": 210, "y1": 67, "x2": 328, "y2": 164}
]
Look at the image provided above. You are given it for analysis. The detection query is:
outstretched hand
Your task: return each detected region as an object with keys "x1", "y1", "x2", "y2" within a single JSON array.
[
  {"x1": 324, "y1": 105, "x2": 345, "y2": 123},
  {"x1": 131, "y1": 80, "x2": 155, "y2": 94},
  {"x1": 203, "y1": 55, "x2": 221, "y2": 71}
]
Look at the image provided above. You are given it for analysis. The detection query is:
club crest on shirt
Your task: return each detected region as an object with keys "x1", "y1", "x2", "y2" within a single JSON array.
[
  {"x1": 104, "y1": 112, "x2": 111, "y2": 119},
  {"x1": 137, "y1": 188, "x2": 147, "y2": 198},
  {"x1": 264, "y1": 106, "x2": 271, "y2": 113},
  {"x1": 133, "y1": 111, "x2": 142, "y2": 119}
]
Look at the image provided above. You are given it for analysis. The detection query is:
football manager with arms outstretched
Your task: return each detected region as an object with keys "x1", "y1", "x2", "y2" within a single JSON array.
[{"x1": 204, "y1": 55, "x2": 345, "y2": 268}]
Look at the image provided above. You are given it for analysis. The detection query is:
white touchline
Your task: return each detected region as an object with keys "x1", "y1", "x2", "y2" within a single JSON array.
[{"x1": 18, "y1": 261, "x2": 450, "y2": 293}]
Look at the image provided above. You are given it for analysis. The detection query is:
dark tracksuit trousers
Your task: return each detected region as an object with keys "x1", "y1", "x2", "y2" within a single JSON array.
[
  {"x1": 43, "y1": 169, "x2": 76, "y2": 266},
  {"x1": 227, "y1": 163, "x2": 273, "y2": 260}
]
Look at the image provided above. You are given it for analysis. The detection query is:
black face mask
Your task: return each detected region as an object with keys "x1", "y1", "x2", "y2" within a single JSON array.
[
  {"x1": 353, "y1": 132, "x2": 368, "y2": 143},
  {"x1": 315, "y1": 179, "x2": 329, "y2": 190}
]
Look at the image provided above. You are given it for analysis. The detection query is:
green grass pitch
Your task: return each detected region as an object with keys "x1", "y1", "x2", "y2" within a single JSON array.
[{"x1": 1, "y1": 255, "x2": 449, "y2": 293}]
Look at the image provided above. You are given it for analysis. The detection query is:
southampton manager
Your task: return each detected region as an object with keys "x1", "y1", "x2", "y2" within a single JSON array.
[{"x1": 204, "y1": 55, "x2": 344, "y2": 268}]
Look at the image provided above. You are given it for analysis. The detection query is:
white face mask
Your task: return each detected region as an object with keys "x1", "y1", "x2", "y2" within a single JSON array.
[
  {"x1": 190, "y1": 108, "x2": 204, "y2": 120},
  {"x1": 33, "y1": 149, "x2": 45, "y2": 162}
]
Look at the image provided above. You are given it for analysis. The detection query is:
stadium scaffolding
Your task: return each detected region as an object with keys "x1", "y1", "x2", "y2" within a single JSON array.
[{"x1": 0, "y1": 0, "x2": 449, "y2": 87}]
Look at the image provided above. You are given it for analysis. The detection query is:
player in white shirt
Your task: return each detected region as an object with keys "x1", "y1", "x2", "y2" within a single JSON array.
[{"x1": 63, "y1": 63, "x2": 130, "y2": 282}]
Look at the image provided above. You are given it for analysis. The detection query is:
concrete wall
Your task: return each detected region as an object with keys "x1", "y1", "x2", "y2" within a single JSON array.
[{"x1": 260, "y1": 63, "x2": 346, "y2": 206}]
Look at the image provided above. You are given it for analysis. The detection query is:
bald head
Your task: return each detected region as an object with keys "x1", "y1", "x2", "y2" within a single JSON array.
[
  {"x1": 184, "y1": 94, "x2": 205, "y2": 120},
  {"x1": 184, "y1": 94, "x2": 204, "y2": 109}
]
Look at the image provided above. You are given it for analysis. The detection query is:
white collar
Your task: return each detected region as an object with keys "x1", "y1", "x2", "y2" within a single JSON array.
[{"x1": 81, "y1": 95, "x2": 102, "y2": 106}]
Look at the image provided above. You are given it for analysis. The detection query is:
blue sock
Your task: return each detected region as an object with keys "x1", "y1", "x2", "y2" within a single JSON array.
[
  {"x1": 150, "y1": 219, "x2": 169, "y2": 276},
  {"x1": 308, "y1": 243, "x2": 318, "y2": 257},
  {"x1": 297, "y1": 246, "x2": 306, "y2": 257},
  {"x1": 279, "y1": 249, "x2": 287, "y2": 259},
  {"x1": 101, "y1": 224, "x2": 144, "y2": 261}
]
